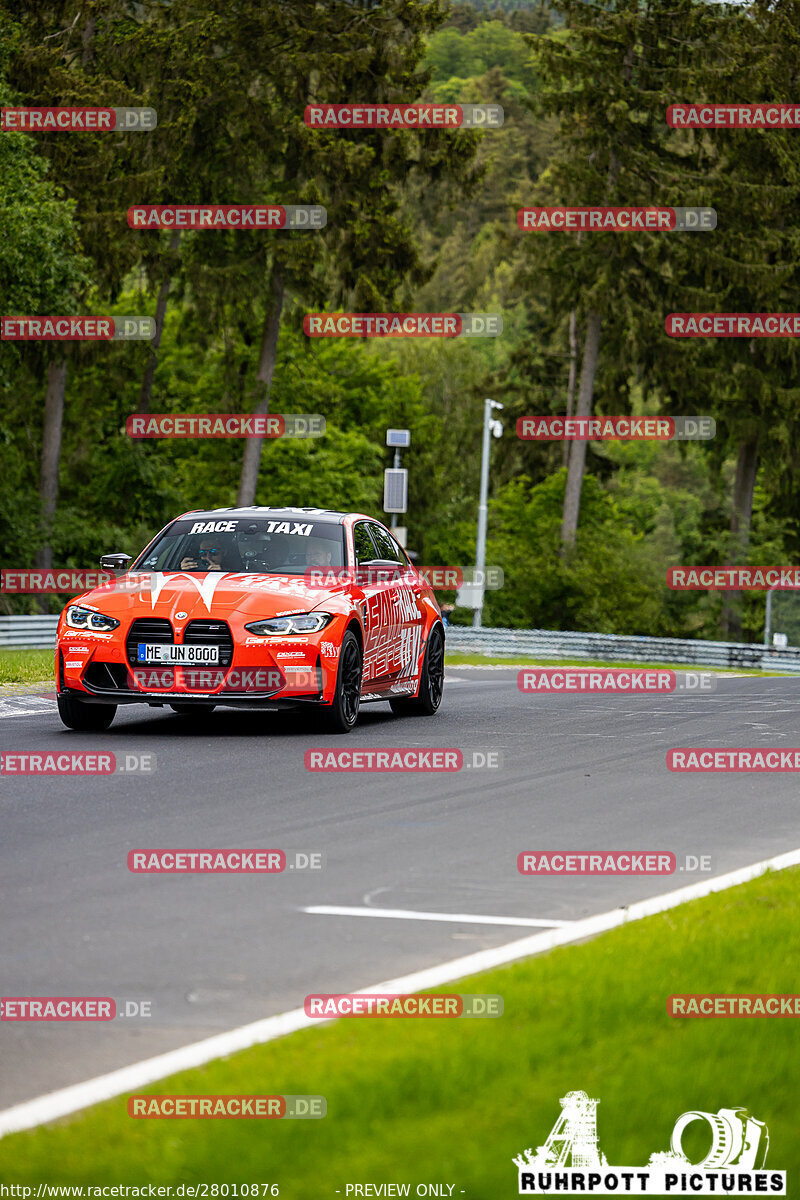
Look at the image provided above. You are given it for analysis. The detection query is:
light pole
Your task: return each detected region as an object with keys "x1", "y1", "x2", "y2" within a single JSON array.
[
  {"x1": 473, "y1": 398, "x2": 503, "y2": 629},
  {"x1": 390, "y1": 446, "x2": 400, "y2": 530},
  {"x1": 384, "y1": 429, "x2": 410, "y2": 537}
]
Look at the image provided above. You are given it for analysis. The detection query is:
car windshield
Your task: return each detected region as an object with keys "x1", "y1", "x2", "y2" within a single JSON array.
[{"x1": 132, "y1": 517, "x2": 346, "y2": 575}]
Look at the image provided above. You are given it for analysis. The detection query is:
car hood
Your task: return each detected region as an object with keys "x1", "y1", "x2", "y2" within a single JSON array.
[{"x1": 70, "y1": 571, "x2": 350, "y2": 622}]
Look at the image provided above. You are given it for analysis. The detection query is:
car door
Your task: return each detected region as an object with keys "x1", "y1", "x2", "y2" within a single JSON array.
[
  {"x1": 365, "y1": 522, "x2": 424, "y2": 688},
  {"x1": 351, "y1": 521, "x2": 388, "y2": 689}
]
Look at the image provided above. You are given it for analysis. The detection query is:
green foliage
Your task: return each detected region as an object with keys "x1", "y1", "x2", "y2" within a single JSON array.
[
  {"x1": 3, "y1": 0, "x2": 800, "y2": 645},
  {"x1": 427, "y1": 19, "x2": 537, "y2": 88},
  {"x1": 482, "y1": 437, "x2": 785, "y2": 641},
  {"x1": 1, "y1": 294, "x2": 433, "y2": 590}
]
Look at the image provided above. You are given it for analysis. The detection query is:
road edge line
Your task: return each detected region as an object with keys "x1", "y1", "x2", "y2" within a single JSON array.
[{"x1": 1, "y1": 845, "x2": 799, "y2": 1139}]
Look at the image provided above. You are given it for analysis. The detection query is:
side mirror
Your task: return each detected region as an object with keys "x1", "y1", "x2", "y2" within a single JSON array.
[
  {"x1": 100, "y1": 553, "x2": 132, "y2": 570},
  {"x1": 354, "y1": 559, "x2": 404, "y2": 585}
]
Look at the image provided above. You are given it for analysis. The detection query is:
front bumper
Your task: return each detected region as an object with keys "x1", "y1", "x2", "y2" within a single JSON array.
[
  {"x1": 58, "y1": 684, "x2": 326, "y2": 710},
  {"x1": 57, "y1": 621, "x2": 342, "y2": 706}
]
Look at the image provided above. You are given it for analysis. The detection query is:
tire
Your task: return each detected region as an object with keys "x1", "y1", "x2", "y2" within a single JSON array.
[
  {"x1": 57, "y1": 693, "x2": 117, "y2": 731},
  {"x1": 389, "y1": 623, "x2": 445, "y2": 717},
  {"x1": 320, "y1": 630, "x2": 362, "y2": 733},
  {"x1": 169, "y1": 704, "x2": 217, "y2": 716}
]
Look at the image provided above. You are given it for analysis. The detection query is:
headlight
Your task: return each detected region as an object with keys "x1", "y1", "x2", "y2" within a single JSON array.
[
  {"x1": 65, "y1": 605, "x2": 120, "y2": 632},
  {"x1": 244, "y1": 612, "x2": 333, "y2": 636}
]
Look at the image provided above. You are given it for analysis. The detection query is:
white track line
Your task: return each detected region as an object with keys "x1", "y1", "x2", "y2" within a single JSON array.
[
  {"x1": 1, "y1": 845, "x2": 799, "y2": 1140},
  {"x1": 0, "y1": 697, "x2": 57, "y2": 720},
  {"x1": 302, "y1": 905, "x2": 572, "y2": 928},
  {"x1": 0, "y1": 708, "x2": 55, "y2": 720}
]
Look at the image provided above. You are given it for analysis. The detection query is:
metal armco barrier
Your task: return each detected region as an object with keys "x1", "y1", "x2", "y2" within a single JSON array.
[
  {"x1": 3, "y1": 615, "x2": 800, "y2": 673},
  {"x1": 0, "y1": 615, "x2": 59, "y2": 649},
  {"x1": 444, "y1": 625, "x2": 800, "y2": 674}
]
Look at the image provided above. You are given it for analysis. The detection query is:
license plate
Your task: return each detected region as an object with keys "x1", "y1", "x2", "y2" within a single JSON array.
[{"x1": 137, "y1": 643, "x2": 220, "y2": 664}]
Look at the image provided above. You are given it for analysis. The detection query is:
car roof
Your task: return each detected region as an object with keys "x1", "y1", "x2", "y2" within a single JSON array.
[{"x1": 176, "y1": 507, "x2": 358, "y2": 526}]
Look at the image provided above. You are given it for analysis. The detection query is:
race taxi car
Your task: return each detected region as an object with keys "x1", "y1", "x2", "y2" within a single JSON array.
[{"x1": 55, "y1": 507, "x2": 445, "y2": 734}]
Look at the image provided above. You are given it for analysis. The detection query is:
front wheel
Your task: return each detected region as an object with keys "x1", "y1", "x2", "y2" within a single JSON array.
[
  {"x1": 389, "y1": 624, "x2": 445, "y2": 717},
  {"x1": 57, "y1": 693, "x2": 117, "y2": 731},
  {"x1": 320, "y1": 630, "x2": 362, "y2": 733}
]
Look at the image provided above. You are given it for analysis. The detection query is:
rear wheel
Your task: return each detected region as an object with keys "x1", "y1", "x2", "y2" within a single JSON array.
[
  {"x1": 57, "y1": 693, "x2": 117, "y2": 731},
  {"x1": 320, "y1": 630, "x2": 362, "y2": 733},
  {"x1": 390, "y1": 624, "x2": 444, "y2": 717},
  {"x1": 169, "y1": 704, "x2": 217, "y2": 716}
]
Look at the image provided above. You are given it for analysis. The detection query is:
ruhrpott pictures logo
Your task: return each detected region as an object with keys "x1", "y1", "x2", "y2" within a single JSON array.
[{"x1": 513, "y1": 1091, "x2": 785, "y2": 1195}]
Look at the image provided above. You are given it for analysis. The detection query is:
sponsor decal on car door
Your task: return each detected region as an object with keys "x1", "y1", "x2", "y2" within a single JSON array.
[
  {"x1": 370, "y1": 524, "x2": 424, "y2": 684},
  {"x1": 354, "y1": 523, "x2": 422, "y2": 686}
]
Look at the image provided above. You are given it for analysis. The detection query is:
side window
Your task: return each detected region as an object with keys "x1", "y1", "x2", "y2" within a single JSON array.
[
  {"x1": 143, "y1": 537, "x2": 182, "y2": 571},
  {"x1": 353, "y1": 522, "x2": 378, "y2": 564},
  {"x1": 368, "y1": 524, "x2": 404, "y2": 563},
  {"x1": 388, "y1": 533, "x2": 411, "y2": 566}
]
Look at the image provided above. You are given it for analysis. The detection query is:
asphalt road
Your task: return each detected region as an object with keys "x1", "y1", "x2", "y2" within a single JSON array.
[{"x1": 2, "y1": 667, "x2": 799, "y2": 1110}]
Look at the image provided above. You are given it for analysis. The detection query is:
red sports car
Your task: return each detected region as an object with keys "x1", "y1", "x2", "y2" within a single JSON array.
[{"x1": 55, "y1": 507, "x2": 445, "y2": 733}]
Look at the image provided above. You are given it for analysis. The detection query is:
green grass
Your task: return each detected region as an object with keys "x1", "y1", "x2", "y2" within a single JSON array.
[
  {"x1": 0, "y1": 868, "x2": 797, "y2": 1190},
  {"x1": 0, "y1": 648, "x2": 53, "y2": 686},
  {"x1": 446, "y1": 651, "x2": 775, "y2": 674}
]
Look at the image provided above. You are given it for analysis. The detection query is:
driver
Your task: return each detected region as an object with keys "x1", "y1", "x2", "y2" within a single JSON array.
[
  {"x1": 303, "y1": 541, "x2": 335, "y2": 567},
  {"x1": 180, "y1": 537, "x2": 239, "y2": 572}
]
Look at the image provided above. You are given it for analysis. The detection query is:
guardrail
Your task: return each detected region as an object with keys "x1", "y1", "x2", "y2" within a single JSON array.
[
  {"x1": 3, "y1": 615, "x2": 800, "y2": 674},
  {"x1": 444, "y1": 625, "x2": 800, "y2": 674},
  {"x1": 0, "y1": 615, "x2": 59, "y2": 649}
]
